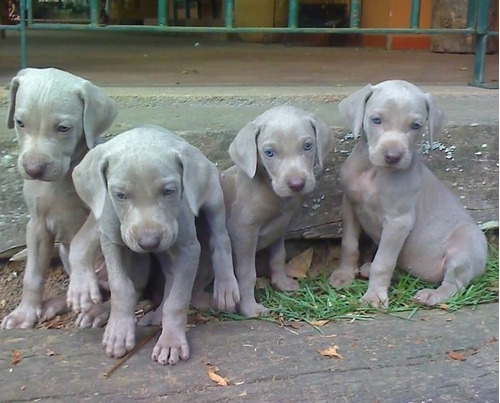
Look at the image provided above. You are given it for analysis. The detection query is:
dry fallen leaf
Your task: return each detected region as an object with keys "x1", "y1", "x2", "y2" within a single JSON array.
[
  {"x1": 255, "y1": 277, "x2": 269, "y2": 290},
  {"x1": 11, "y1": 350, "x2": 21, "y2": 366},
  {"x1": 285, "y1": 247, "x2": 314, "y2": 279},
  {"x1": 318, "y1": 345, "x2": 344, "y2": 359},
  {"x1": 447, "y1": 351, "x2": 466, "y2": 361},
  {"x1": 310, "y1": 320, "x2": 329, "y2": 327},
  {"x1": 207, "y1": 365, "x2": 229, "y2": 386},
  {"x1": 486, "y1": 336, "x2": 498, "y2": 345}
]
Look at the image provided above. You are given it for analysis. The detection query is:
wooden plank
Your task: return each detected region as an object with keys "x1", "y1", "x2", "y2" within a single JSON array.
[{"x1": 0, "y1": 304, "x2": 498, "y2": 401}]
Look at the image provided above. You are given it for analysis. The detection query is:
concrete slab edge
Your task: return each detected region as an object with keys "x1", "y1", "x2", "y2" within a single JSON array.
[{"x1": 0, "y1": 85, "x2": 498, "y2": 108}]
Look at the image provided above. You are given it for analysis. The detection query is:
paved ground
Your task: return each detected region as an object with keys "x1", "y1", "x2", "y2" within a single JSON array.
[{"x1": 0, "y1": 29, "x2": 498, "y2": 402}]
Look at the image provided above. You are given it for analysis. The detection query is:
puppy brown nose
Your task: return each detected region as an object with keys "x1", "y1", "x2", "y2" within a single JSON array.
[
  {"x1": 287, "y1": 178, "x2": 305, "y2": 192},
  {"x1": 137, "y1": 231, "x2": 161, "y2": 251},
  {"x1": 24, "y1": 162, "x2": 46, "y2": 179},
  {"x1": 384, "y1": 151, "x2": 402, "y2": 165}
]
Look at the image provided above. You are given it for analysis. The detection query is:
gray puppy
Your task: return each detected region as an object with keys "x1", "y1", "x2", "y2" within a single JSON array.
[
  {"x1": 73, "y1": 125, "x2": 238, "y2": 364},
  {"x1": 329, "y1": 80, "x2": 487, "y2": 309},
  {"x1": 2, "y1": 68, "x2": 116, "y2": 329},
  {"x1": 223, "y1": 105, "x2": 333, "y2": 317}
]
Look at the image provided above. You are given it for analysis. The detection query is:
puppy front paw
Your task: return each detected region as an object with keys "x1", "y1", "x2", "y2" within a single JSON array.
[
  {"x1": 102, "y1": 314, "x2": 136, "y2": 358},
  {"x1": 238, "y1": 299, "x2": 269, "y2": 318},
  {"x1": 67, "y1": 272, "x2": 102, "y2": 313},
  {"x1": 76, "y1": 301, "x2": 110, "y2": 328},
  {"x1": 213, "y1": 276, "x2": 240, "y2": 312},
  {"x1": 40, "y1": 296, "x2": 70, "y2": 322},
  {"x1": 1, "y1": 302, "x2": 41, "y2": 329},
  {"x1": 414, "y1": 288, "x2": 452, "y2": 306},
  {"x1": 328, "y1": 266, "x2": 356, "y2": 288},
  {"x1": 151, "y1": 328, "x2": 189, "y2": 365},
  {"x1": 361, "y1": 287, "x2": 389, "y2": 310},
  {"x1": 271, "y1": 275, "x2": 299, "y2": 292}
]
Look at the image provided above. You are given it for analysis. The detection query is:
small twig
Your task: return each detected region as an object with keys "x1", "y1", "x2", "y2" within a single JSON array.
[{"x1": 103, "y1": 328, "x2": 160, "y2": 379}]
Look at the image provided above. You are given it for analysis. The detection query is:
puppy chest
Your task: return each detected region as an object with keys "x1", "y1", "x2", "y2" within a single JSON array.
[{"x1": 257, "y1": 210, "x2": 296, "y2": 250}]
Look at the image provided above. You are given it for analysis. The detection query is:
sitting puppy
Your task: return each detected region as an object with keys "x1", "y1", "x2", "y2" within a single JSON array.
[
  {"x1": 222, "y1": 105, "x2": 333, "y2": 317},
  {"x1": 1, "y1": 68, "x2": 116, "y2": 329},
  {"x1": 328, "y1": 80, "x2": 488, "y2": 309},
  {"x1": 72, "y1": 125, "x2": 238, "y2": 364}
]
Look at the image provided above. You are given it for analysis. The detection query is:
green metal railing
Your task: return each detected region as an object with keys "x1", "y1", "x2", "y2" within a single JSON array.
[{"x1": 1, "y1": 0, "x2": 498, "y2": 87}]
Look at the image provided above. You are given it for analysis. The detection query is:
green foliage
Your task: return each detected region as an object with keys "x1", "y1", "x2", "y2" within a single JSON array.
[{"x1": 209, "y1": 243, "x2": 498, "y2": 323}]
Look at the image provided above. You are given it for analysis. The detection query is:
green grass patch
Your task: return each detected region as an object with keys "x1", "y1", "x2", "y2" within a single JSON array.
[{"x1": 209, "y1": 243, "x2": 498, "y2": 323}]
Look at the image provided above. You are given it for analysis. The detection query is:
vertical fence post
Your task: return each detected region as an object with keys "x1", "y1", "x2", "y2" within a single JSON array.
[
  {"x1": 225, "y1": 0, "x2": 234, "y2": 28},
  {"x1": 349, "y1": 0, "x2": 360, "y2": 28},
  {"x1": 471, "y1": 0, "x2": 491, "y2": 87},
  {"x1": 89, "y1": 0, "x2": 99, "y2": 25},
  {"x1": 20, "y1": 0, "x2": 27, "y2": 68},
  {"x1": 158, "y1": 0, "x2": 168, "y2": 26},
  {"x1": 288, "y1": 0, "x2": 299, "y2": 29},
  {"x1": 466, "y1": 0, "x2": 478, "y2": 28},
  {"x1": 410, "y1": 0, "x2": 421, "y2": 28},
  {"x1": 27, "y1": 0, "x2": 33, "y2": 25}
]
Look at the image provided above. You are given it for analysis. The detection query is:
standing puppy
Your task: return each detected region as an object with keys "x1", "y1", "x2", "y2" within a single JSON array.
[
  {"x1": 2, "y1": 68, "x2": 116, "y2": 329},
  {"x1": 73, "y1": 125, "x2": 238, "y2": 364},
  {"x1": 329, "y1": 80, "x2": 487, "y2": 309},
  {"x1": 224, "y1": 105, "x2": 333, "y2": 317}
]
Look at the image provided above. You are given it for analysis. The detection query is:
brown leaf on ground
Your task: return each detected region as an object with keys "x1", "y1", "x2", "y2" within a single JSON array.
[
  {"x1": 207, "y1": 365, "x2": 229, "y2": 386},
  {"x1": 447, "y1": 350, "x2": 466, "y2": 361},
  {"x1": 43, "y1": 315, "x2": 65, "y2": 329},
  {"x1": 310, "y1": 320, "x2": 329, "y2": 327},
  {"x1": 285, "y1": 247, "x2": 314, "y2": 279},
  {"x1": 439, "y1": 304, "x2": 450, "y2": 311},
  {"x1": 11, "y1": 350, "x2": 21, "y2": 366},
  {"x1": 318, "y1": 345, "x2": 344, "y2": 359},
  {"x1": 255, "y1": 277, "x2": 269, "y2": 290},
  {"x1": 486, "y1": 336, "x2": 498, "y2": 345}
]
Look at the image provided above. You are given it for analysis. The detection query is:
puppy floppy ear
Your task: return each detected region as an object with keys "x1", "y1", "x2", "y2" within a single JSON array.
[
  {"x1": 308, "y1": 115, "x2": 333, "y2": 169},
  {"x1": 72, "y1": 146, "x2": 109, "y2": 220},
  {"x1": 176, "y1": 147, "x2": 215, "y2": 216},
  {"x1": 339, "y1": 84, "x2": 373, "y2": 139},
  {"x1": 424, "y1": 93, "x2": 445, "y2": 147},
  {"x1": 6, "y1": 69, "x2": 30, "y2": 129},
  {"x1": 78, "y1": 81, "x2": 117, "y2": 149},
  {"x1": 228, "y1": 122, "x2": 260, "y2": 178}
]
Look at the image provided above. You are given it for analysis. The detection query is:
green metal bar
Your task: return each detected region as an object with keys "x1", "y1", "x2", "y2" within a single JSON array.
[
  {"x1": 470, "y1": 0, "x2": 491, "y2": 87},
  {"x1": 20, "y1": 0, "x2": 27, "y2": 68},
  {"x1": 27, "y1": 0, "x2": 33, "y2": 26},
  {"x1": 158, "y1": 0, "x2": 168, "y2": 26},
  {"x1": 224, "y1": 0, "x2": 234, "y2": 28},
  {"x1": 89, "y1": 0, "x2": 99, "y2": 25},
  {"x1": 410, "y1": 0, "x2": 421, "y2": 28},
  {"x1": 288, "y1": 0, "x2": 299, "y2": 29},
  {"x1": 349, "y1": 0, "x2": 361, "y2": 28},
  {"x1": 26, "y1": 23, "x2": 482, "y2": 35},
  {"x1": 466, "y1": 0, "x2": 478, "y2": 28}
]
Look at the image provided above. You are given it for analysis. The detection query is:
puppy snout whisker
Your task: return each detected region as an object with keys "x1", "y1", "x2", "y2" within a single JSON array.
[
  {"x1": 287, "y1": 177, "x2": 306, "y2": 192},
  {"x1": 24, "y1": 161, "x2": 46, "y2": 179},
  {"x1": 384, "y1": 150, "x2": 403, "y2": 165},
  {"x1": 137, "y1": 229, "x2": 162, "y2": 251}
]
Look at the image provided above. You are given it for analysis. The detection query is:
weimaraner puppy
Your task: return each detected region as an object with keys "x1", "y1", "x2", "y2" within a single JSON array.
[
  {"x1": 1, "y1": 68, "x2": 116, "y2": 329},
  {"x1": 73, "y1": 125, "x2": 238, "y2": 363},
  {"x1": 223, "y1": 105, "x2": 333, "y2": 317},
  {"x1": 328, "y1": 80, "x2": 487, "y2": 309}
]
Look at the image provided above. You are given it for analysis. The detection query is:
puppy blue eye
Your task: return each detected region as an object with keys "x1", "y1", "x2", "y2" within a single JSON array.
[
  {"x1": 264, "y1": 149, "x2": 274, "y2": 158},
  {"x1": 371, "y1": 117, "x2": 382, "y2": 125},
  {"x1": 162, "y1": 188, "x2": 175, "y2": 196},
  {"x1": 16, "y1": 119, "x2": 24, "y2": 128},
  {"x1": 115, "y1": 192, "x2": 126, "y2": 200},
  {"x1": 411, "y1": 122, "x2": 422, "y2": 130},
  {"x1": 304, "y1": 141, "x2": 313, "y2": 151},
  {"x1": 58, "y1": 125, "x2": 71, "y2": 133}
]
